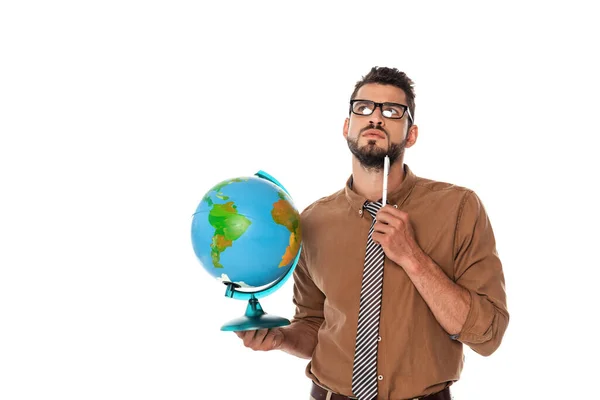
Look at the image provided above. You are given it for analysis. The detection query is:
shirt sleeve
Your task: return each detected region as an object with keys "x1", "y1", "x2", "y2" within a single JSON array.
[
  {"x1": 290, "y1": 244, "x2": 325, "y2": 334},
  {"x1": 452, "y1": 190, "x2": 509, "y2": 356}
]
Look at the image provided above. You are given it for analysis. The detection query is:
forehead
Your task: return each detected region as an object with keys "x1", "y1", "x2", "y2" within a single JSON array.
[{"x1": 355, "y1": 83, "x2": 407, "y2": 104}]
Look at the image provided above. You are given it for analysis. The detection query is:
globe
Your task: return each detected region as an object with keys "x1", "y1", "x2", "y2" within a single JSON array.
[{"x1": 190, "y1": 170, "x2": 302, "y2": 331}]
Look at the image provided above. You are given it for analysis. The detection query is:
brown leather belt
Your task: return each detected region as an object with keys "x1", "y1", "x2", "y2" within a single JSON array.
[{"x1": 310, "y1": 381, "x2": 451, "y2": 400}]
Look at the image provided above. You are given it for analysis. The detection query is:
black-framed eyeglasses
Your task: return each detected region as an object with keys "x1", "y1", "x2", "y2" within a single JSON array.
[{"x1": 350, "y1": 99, "x2": 413, "y2": 122}]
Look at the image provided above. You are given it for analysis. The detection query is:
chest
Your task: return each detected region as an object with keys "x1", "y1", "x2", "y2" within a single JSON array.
[{"x1": 304, "y1": 209, "x2": 457, "y2": 297}]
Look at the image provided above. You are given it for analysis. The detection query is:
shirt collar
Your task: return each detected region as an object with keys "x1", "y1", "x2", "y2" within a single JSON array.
[{"x1": 344, "y1": 163, "x2": 417, "y2": 213}]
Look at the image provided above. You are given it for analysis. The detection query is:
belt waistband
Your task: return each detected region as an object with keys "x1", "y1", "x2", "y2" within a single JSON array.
[{"x1": 310, "y1": 381, "x2": 451, "y2": 400}]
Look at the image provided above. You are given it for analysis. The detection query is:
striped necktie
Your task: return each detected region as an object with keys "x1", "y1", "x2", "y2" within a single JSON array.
[{"x1": 351, "y1": 200, "x2": 385, "y2": 400}]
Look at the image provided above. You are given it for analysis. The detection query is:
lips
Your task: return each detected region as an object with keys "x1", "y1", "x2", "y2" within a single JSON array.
[{"x1": 362, "y1": 129, "x2": 385, "y2": 139}]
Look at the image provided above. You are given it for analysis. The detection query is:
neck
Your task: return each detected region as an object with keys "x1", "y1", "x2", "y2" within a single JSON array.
[{"x1": 351, "y1": 156, "x2": 406, "y2": 202}]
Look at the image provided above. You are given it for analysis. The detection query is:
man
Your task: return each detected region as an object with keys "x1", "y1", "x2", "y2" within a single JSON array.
[{"x1": 236, "y1": 67, "x2": 509, "y2": 400}]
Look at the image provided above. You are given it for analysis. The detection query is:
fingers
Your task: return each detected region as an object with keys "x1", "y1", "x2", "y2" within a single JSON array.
[
  {"x1": 242, "y1": 329, "x2": 259, "y2": 347},
  {"x1": 377, "y1": 205, "x2": 407, "y2": 223},
  {"x1": 371, "y1": 231, "x2": 386, "y2": 246},
  {"x1": 234, "y1": 328, "x2": 281, "y2": 351},
  {"x1": 376, "y1": 213, "x2": 396, "y2": 227},
  {"x1": 376, "y1": 209, "x2": 410, "y2": 234},
  {"x1": 373, "y1": 221, "x2": 394, "y2": 235},
  {"x1": 254, "y1": 328, "x2": 270, "y2": 345}
]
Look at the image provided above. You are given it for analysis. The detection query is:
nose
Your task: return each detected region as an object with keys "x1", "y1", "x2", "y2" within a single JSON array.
[{"x1": 369, "y1": 105, "x2": 385, "y2": 126}]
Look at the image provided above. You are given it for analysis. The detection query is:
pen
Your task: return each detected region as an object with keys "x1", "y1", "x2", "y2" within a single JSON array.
[{"x1": 382, "y1": 155, "x2": 389, "y2": 205}]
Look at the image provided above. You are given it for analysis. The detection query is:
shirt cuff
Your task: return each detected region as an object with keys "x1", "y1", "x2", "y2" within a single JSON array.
[{"x1": 452, "y1": 289, "x2": 495, "y2": 344}]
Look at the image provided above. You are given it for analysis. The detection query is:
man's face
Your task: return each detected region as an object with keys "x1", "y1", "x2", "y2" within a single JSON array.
[{"x1": 343, "y1": 83, "x2": 414, "y2": 171}]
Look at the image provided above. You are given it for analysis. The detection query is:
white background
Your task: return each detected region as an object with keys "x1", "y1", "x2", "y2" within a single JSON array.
[{"x1": 1, "y1": 1, "x2": 598, "y2": 399}]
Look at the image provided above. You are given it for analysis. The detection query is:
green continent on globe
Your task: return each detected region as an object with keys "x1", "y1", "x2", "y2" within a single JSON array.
[
  {"x1": 201, "y1": 178, "x2": 248, "y2": 208},
  {"x1": 271, "y1": 193, "x2": 302, "y2": 267},
  {"x1": 208, "y1": 201, "x2": 251, "y2": 268}
]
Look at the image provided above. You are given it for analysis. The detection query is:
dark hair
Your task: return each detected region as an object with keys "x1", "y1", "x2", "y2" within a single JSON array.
[{"x1": 350, "y1": 66, "x2": 416, "y2": 125}]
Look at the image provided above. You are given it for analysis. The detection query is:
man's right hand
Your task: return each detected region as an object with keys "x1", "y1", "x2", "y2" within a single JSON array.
[{"x1": 234, "y1": 328, "x2": 285, "y2": 352}]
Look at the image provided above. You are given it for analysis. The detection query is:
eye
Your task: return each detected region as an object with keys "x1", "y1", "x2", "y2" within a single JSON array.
[
  {"x1": 353, "y1": 101, "x2": 374, "y2": 115},
  {"x1": 382, "y1": 104, "x2": 405, "y2": 119},
  {"x1": 382, "y1": 107, "x2": 400, "y2": 117}
]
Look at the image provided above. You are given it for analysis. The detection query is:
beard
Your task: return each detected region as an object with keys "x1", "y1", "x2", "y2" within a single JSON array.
[{"x1": 346, "y1": 128, "x2": 407, "y2": 172}]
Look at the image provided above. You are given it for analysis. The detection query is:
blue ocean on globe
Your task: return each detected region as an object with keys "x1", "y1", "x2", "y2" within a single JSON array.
[{"x1": 191, "y1": 176, "x2": 302, "y2": 289}]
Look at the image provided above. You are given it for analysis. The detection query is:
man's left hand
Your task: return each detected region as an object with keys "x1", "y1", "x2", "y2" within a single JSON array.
[{"x1": 372, "y1": 205, "x2": 424, "y2": 269}]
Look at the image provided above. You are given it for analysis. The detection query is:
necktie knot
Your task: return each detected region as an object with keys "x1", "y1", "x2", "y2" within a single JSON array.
[{"x1": 363, "y1": 201, "x2": 382, "y2": 218}]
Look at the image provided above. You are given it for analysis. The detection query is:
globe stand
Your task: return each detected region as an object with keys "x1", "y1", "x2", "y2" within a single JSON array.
[{"x1": 220, "y1": 283, "x2": 290, "y2": 331}]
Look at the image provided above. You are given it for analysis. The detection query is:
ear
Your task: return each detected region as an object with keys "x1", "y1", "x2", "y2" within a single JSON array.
[
  {"x1": 405, "y1": 124, "x2": 419, "y2": 148},
  {"x1": 343, "y1": 118, "x2": 349, "y2": 139}
]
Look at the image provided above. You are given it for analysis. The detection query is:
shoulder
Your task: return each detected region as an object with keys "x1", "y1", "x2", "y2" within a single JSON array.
[
  {"x1": 299, "y1": 187, "x2": 346, "y2": 222},
  {"x1": 414, "y1": 173, "x2": 494, "y2": 229},
  {"x1": 411, "y1": 174, "x2": 479, "y2": 207},
  {"x1": 408, "y1": 173, "x2": 493, "y2": 225},
  {"x1": 414, "y1": 174, "x2": 472, "y2": 195}
]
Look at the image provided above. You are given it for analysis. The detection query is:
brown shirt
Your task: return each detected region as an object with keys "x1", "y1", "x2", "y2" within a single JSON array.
[{"x1": 291, "y1": 163, "x2": 509, "y2": 399}]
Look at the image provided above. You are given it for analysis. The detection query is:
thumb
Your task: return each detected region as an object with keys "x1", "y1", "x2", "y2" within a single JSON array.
[{"x1": 272, "y1": 328, "x2": 285, "y2": 350}]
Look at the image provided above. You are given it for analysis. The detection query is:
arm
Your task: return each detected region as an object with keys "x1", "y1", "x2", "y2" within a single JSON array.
[
  {"x1": 375, "y1": 191, "x2": 509, "y2": 356},
  {"x1": 277, "y1": 320, "x2": 320, "y2": 359},
  {"x1": 282, "y1": 244, "x2": 325, "y2": 358},
  {"x1": 403, "y1": 251, "x2": 471, "y2": 337},
  {"x1": 446, "y1": 191, "x2": 509, "y2": 356},
  {"x1": 235, "y1": 245, "x2": 325, "y2": 359},
  {"x1": 406, "y1": 191, "x2": 509, "y2": 356}
]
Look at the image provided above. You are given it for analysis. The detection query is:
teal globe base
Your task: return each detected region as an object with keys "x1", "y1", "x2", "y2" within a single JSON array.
[{"x1": 220, "y1": 295, "x2": 291, "y2": 332}]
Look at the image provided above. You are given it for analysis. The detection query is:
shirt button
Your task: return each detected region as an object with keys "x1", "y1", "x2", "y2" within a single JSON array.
[
  {"x1": 377, "y1": 336, "x2": 382, "y2": 342},
  {"x1": 378, "y1": 375, "x2": 383, "y2": 381}
]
